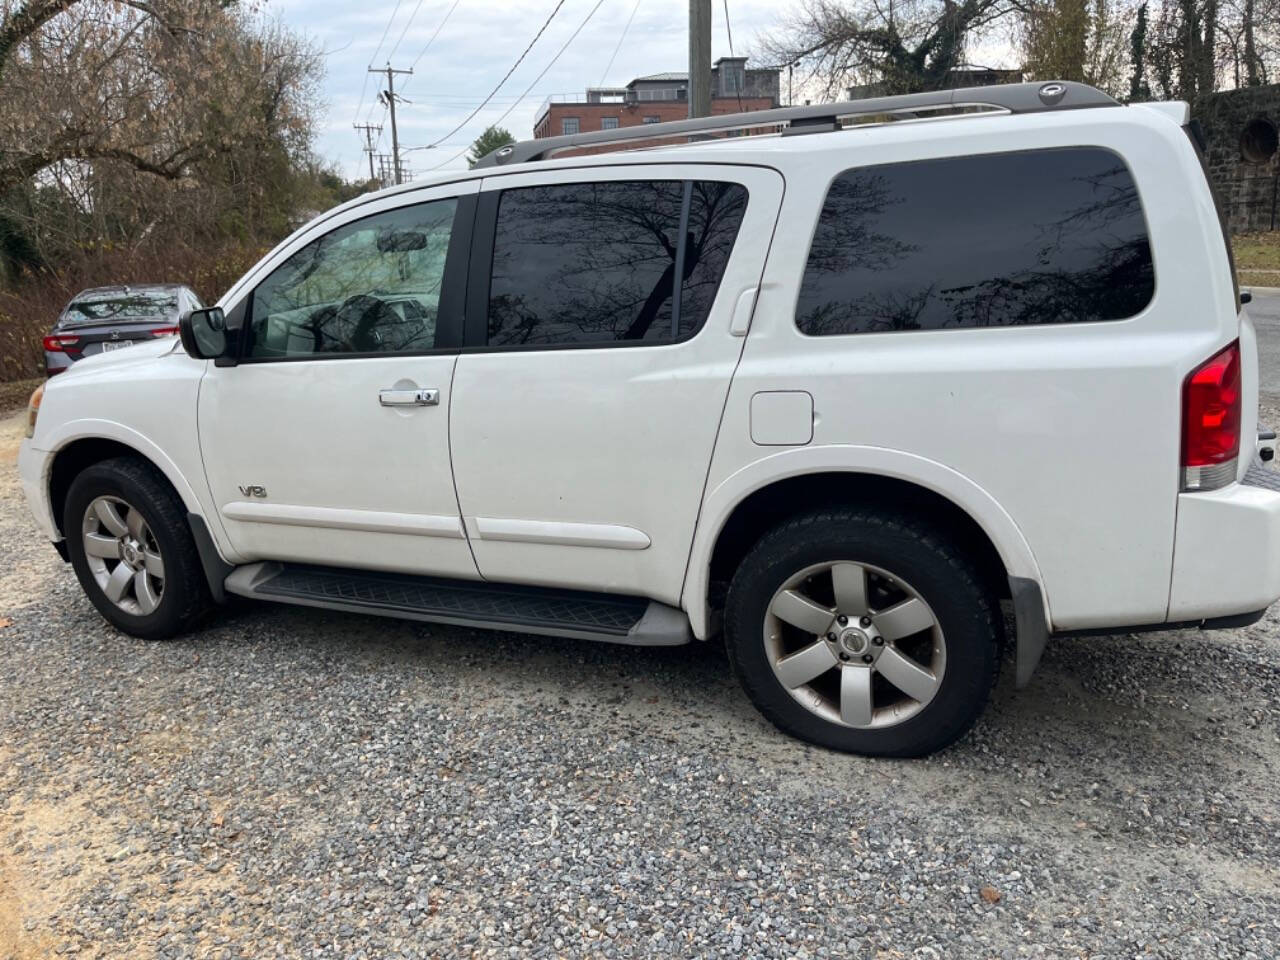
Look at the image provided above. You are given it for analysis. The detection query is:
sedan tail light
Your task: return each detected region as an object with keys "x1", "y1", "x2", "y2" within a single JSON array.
[
  {"x1": 1181, "y1": 340, "x2": 1241, "y2": 491},
  {"x1": 42, "y1": 333, "x2": 80, "y2": 352},
  {"x1": 151, "y1": 326, "x2": 180, "y2": 337}
]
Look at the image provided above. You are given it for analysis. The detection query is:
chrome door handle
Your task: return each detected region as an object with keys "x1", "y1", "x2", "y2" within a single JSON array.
[{"x1": 379, "y1": 387, "x2": 439, "y2": 407}]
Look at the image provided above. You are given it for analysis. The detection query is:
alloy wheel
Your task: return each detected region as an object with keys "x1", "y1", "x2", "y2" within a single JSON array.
[
  {"x1": 81, "y1": 495, "x2": 165, "y2": 616},
  {"x1": 763, "y1": 561, "x2": 945, "y2": 729}
]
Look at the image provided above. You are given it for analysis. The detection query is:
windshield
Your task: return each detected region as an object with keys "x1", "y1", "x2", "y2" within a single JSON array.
[{"x1": 64, "y1": 292, "x2": 179, "y2": 325}]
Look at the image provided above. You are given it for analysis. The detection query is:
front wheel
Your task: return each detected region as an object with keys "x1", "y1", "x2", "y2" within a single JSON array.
[
  {"x1": 724, "y1": 509, "x2": 1000, "y2": 758},
  {"x1": 64, "y1": 456, "x2": 211, "y2": 640}
]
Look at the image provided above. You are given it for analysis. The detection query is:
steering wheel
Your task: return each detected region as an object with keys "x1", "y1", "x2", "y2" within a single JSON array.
[{"x1": 334, "y1": 294, "x2": 397, "y2": 352}]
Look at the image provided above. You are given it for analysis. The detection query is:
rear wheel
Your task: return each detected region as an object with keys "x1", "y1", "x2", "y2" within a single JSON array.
[
  {"x1": 64, "y1": 457, "x2": 211, "y2": 639},
  {"x1": 724, "y1": 508, "x2": 1000, "y2": 757}
]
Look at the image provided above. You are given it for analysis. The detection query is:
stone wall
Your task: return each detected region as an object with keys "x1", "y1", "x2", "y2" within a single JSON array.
[{"x1": 1195, "y1": 85, "x2": 1280, "y2": 233}]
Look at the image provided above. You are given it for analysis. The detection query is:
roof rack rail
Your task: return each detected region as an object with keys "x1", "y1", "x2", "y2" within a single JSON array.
[{"x1": 476, "y1": 81, "x2": 1119, "y2": 168}]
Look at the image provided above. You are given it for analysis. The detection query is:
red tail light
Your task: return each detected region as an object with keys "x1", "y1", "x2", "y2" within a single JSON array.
[
  {"x1": 1181, "y1": 340, "x2": 1241, "y2": 491},
  {"x1": 151, "y1": 326, "x2": 180, "y2": 337},
  {"x1": 42, "y1": 334, "x2": 80, "y2": 352}
]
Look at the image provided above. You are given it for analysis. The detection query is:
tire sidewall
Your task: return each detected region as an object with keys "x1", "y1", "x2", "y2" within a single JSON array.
[
  {"x1": 64, "y1": 461, "x2": 193, "y2": 639},
  {"x1": 726, "y1": 514, "x2": 998, "y2": 758}
]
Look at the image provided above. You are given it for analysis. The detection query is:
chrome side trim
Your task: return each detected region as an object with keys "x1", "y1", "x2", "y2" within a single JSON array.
[
  {"x1": 379, "y1": 387, "x2": 439, "y2": 407},
  {"x1": 220, "y1": 502, "x2": 466, "y2": 539},
  {"x1": 470, "y1": 517, "x2": 651, "y2": 550}
]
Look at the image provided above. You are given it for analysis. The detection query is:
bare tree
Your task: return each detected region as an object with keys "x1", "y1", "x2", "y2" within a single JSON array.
[
  {"x1": 757, "y1": 0, "x2": 1021, "y2": 98},
  {"x1": 0, "y1": 0, "x2": 298, "y2": 196},
  {"x1": 1019, "y1": 0, "x2": 1133, "y2": 94}
]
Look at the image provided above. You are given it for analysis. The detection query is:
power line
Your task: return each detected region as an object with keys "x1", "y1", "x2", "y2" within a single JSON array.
[
  {"x1": 723, "y1": 0, "x2": 741, "y2": 111},
  {"x1": 354, "y1": 0, "x2": 405, "y2": 125},
  {"x1": 420, "y1": 0, "x2": 568, "y2": 152},
  {"x1": 369, "y1": 0, "x2": 406, "y2": 65},
  {"x1": 387, "y1": 0, "x2": 429, "y2": 62},
  {"x1": 405, "y1": 0, "x2": 463, "y2": 78},
  {"x1": 431, "y1": 0, "x2": 609, "y2": 170},
  {"x1": 598, "y1": 0, "x2": 642, "y2": 88}
]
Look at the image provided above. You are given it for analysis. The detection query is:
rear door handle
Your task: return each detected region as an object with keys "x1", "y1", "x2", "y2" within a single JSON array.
[{"x1": 379, "y1": 387, "x2": 439, "y2": 407}]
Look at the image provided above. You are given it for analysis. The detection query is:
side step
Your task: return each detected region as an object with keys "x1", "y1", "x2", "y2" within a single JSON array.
[{"x1": 223, "y1": 562, "x2": 692, "y2": 646}]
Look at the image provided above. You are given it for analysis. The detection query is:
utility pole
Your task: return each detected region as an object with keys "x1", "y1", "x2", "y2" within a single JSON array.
[
  {"x1": 688, "y1": 0, "x2": 711, "y2": 119},
  {"x1": 369, "y1": 63, "x2": 413, "y2": 184},
  {"x1": 352, "y1": 122, "x2": 381, "y2": 182}
]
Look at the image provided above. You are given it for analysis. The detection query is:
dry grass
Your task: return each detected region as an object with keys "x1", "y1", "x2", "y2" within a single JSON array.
[
  {"x1": 0, "y1": 378, "x2": 40, "y2": 417},
  {"x1": 1235, "y1": 232, "x2": 1280, "y2": 287}
]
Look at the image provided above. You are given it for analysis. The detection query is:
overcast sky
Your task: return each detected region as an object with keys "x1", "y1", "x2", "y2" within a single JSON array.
[{"x1": 272, "y1": 0, "x2": 787, "y2": 179}]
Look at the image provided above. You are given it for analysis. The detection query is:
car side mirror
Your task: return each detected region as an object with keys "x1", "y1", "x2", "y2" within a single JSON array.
[{"x1": 179, "y1": 307, "x2": 228, "y2": 359}]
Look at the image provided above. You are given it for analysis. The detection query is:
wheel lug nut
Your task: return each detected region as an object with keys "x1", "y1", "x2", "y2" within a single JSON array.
[
  {"x1": 837, "y1": 615, "x2": 848, "y2": 626},
  {"x1": 839, "y1": 652, "x2": 850, "y2": 661},
  {"x1": 826, "y1": 632, "x2": 837, "y2": 642},
  {"x1": 862, "y1": 654, "x2": 874, "y2": 664},
  {"x1": 871, "y1": 636, "x2": 883, "y2": 646},
  {"x1": 860, "y1": 616, "x2": 872, "y2": 627}
]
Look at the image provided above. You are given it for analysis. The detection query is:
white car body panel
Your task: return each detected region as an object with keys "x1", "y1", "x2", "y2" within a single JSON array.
[
  {"x1": 197, "y1": 180, "x2": 482, "y2": 579},
  {"x1": 682, "y1": 106, "x2": 1250, "y2": 633},
  {"x1": 448, "y1": 164, "x2": 783, "y2": 604},
  {"x1": 23, "y1": 339, "x2": 226, "y2": 551},
  {"x1": 682, "y1": 444, "x2": 1046, "y2": 639}
]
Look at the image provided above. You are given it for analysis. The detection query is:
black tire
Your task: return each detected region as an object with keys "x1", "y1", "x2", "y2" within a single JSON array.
[
  {"x1": 64, "y1": 456, "x2": 212, "y2": 640},
  {"x1": 724, "y1": 508, "x2": 1000, "y2": 758}
]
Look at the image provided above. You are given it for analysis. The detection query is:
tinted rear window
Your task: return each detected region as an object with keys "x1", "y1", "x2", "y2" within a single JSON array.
[
  {"x1": 487, "y1": 180, "x2": 748, "y2": 347},
  {"x1": 794, "y1": 147, "x2": 1155, "y2": 335},
  {"x1": 65, "y1": 292, "x2": 179, "y2": 325}
]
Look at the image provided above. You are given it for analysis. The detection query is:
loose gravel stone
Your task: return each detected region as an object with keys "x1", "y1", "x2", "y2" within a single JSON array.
[{"x1": 1, "y1": 410, "x2": 1279, "y2": 958}]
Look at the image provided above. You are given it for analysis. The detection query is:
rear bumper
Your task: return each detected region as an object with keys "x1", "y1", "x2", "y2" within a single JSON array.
[
  {"x1": 1168, "y1": 466, "x2": 1280, "y2": 620},
  {"x1": 17, "y1": 439, "x2": 58, "y2": 541}
]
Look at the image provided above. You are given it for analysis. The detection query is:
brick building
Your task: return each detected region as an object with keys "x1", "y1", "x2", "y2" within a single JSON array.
[
  {"x1": 533, "y1": 57, "x2": 780, "y2": 140},
  {"x1": 1194, "y1": 84, "x2": 1280, "y2": 233}
]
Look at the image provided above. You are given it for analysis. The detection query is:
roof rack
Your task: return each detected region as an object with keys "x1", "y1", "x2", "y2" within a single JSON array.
[{"x1": 476, "y1": 81, "x2": 1119, "y2": 168}]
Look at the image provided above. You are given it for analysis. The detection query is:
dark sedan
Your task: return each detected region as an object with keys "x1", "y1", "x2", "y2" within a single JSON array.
[{"x1": 44, "y1": 284, "x2": 203, "y2": 376}]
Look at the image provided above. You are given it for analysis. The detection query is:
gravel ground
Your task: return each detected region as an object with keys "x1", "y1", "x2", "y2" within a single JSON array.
[{"x1": 2, "y1": 411, "x2": 1279, "y2": 960}]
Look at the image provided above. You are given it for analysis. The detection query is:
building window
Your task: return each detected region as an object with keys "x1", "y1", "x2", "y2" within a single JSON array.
[
  {"x1": 643, "y1": 116, "x2": 660, "y2": 124},
  {"x1": 561, "y1": 117, "x2": 580, "y2": 135},
  {"x1": 601, "y1": 116, "x2": 619, "y2": 130},
  {"x1": 795, "y1": 147, "x2": 1155, "y2": 336}
]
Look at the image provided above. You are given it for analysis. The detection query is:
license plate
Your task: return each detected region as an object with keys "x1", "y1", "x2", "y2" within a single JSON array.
[{"x1": 101, "y1": 340, "x2": 133, "y2": 352}]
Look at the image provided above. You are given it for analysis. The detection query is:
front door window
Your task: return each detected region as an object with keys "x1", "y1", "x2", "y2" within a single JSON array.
[{"x1": 247, "y1": 198, "x2": 459, "y2": 357}]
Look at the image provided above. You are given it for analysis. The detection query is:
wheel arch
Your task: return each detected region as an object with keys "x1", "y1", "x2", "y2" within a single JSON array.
[
  {"x1": 682, "y1": 446, "x2": 1047, "y2": 639},
  {"x1": 44, "y1": 424, "x2": 206, "y2": 539}
]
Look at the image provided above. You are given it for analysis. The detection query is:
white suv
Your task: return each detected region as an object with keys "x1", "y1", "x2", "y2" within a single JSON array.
[{"x1": 19, "y1": 82, "x2": 1280, "y2": 757}]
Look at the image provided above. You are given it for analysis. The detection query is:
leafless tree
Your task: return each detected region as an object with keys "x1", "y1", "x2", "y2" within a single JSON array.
[{"x1": 756, "y1": 0, "x2": 1022, "y2": 98}]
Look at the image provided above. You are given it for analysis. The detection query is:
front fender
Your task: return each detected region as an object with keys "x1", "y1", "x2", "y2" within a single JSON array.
[
  {"x1": 36, "y1": 418, "x2": 207, "y2": 517},
  {"x1": 32, "y1": 419, "x2": 243, "y2": 566},
  {"x1": 681, "y1": 445, "x2": 1048, "y2": 639}
]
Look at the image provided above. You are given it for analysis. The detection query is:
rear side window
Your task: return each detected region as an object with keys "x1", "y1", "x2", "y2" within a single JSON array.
[
  {"x1": 487, "y1": 180, "x2": 748, "y2": 347},
  {"x1": 794, "y1": 147, "x2": 1155, "y2": 336}
]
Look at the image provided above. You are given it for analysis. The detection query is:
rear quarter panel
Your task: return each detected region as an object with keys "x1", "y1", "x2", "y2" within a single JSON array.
[{"x1": 687, "y1": 107, "x2": 1238, "y2": 633}]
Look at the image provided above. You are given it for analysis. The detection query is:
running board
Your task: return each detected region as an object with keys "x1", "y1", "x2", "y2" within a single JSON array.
[{"x1": 223, "y1": 562, "x2": 692, "y2": 646}]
